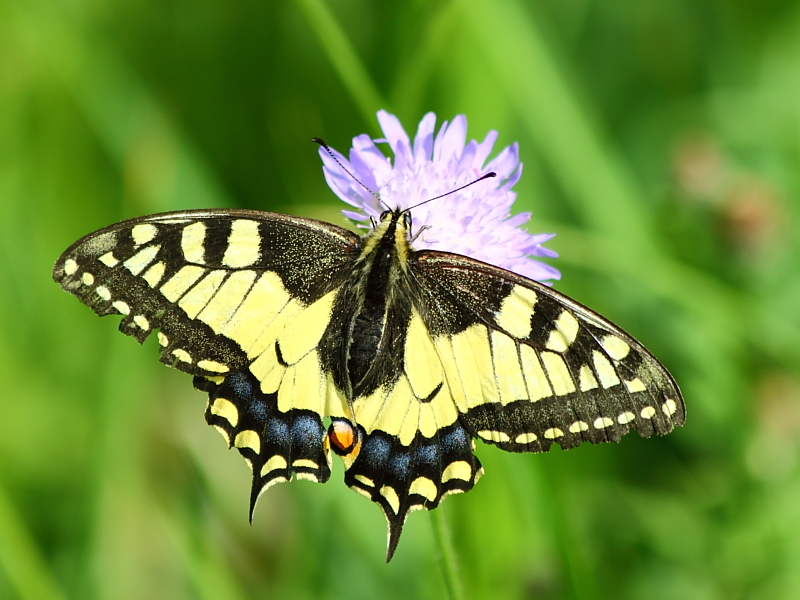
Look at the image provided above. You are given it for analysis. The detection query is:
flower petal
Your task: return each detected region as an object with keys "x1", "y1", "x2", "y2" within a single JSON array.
[
  {"x1": 413, "y1": 112, "x2": 436, "y2": 163},
  {"x1": 320, "y1": 110, "x2": 560, "y2": 282},
  {"x1": 456, "y1": 140, "x2": 478, "y2": 175},
  {"x1": 439, "y1": 115, "x2": 467, "y2": 164},
  {"x1": 377, "y1": 110, "x2": 411, "y2": 164}
]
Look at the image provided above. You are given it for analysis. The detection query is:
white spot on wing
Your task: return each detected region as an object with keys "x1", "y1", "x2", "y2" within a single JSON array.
[
  {"x1": 354, "y1": 474, "x2": 374, "y2": 487},
  {"x1": 478, "y1": 430, "x2": 511, "y2": 443},
  {"x1": 663, "y1": 398, "x2": 677, "y2": 416},
  {"x1": 617, "y1": 411, "x2": 636, "y2": 424},
  {"x1": 544, "y1": 428, "x2": 564, "y2": 439},
  {"x1": 624, "y1": 378, "x2": 646, "y2": 393},
  {"x1": 96, "y1": 286, "x2": 111, "y2": 301},
  {"x1": 124, "y1": 245, "x2": 160, "y2": 276},
  {"x1": 172, "y1": 348, "x2": 192, "y2": 363},
  {"x1": 601, "y1": 335, "x2": 630, "y2": 361},
  {"x1": 541, "y1": 352, "x2": 576, "y2": 395},
  {"x1": 223, "y1": 219, "x2": 261, "y2": 268},
  {"x1": 404, "y1": 310, "x2": 444, "y2": 402},
  {"x1": 99, "y1": 252, "x2": 119, "y2": 267},
  {"x1": 157, "y1": 332, "x2": 169, "y2": 347},
  {"x1": 569, "y1": 421, "x2": 589, "y2": 433},
  {"x1": 496, "y1": 286, "x2": 538, "y2": 338},
  {"x1": 514, "y1": 432, "x2": 538, "y2": 444},
  {"x1": 133, "y1": 315, "x2": 150, "y2": 330},
  {"x1": 409, "y1": 477, "x2": 438, "y2": 502},
  {"x1": 197, "y1": 359, "x2": 229, "y2": 373},
  {"x1": 131, "y1": 223, "x2": 157, "y2": 246},
  {"x1": 142, "y1": 262, "x2": 166, "y2": 287},
  {"x1": 520, "y1": 345, "x2": 553, "y2": 400},
  {"x1": 112, "y1": 300, "x2": 130, "y2": 315},
  {"x1": 578, "y1": 364, "x2": 599, "y2": 391},
  {"x1": 592, "y1": 350, "x2": 620, "y2": 388},
  {"x1": 81, "y1": 272, "x2": 94, "y2": 285},
  {"x1": 641, "y1": 406, "x2": 656, "y2": 419},
  {"x1": 160, "y1": 265, "x2": 205, "y2": 302},
  {"x1": 178, "y1": 270, "x2": 227, "y2": 318},
  {"x1": 441, "y1": 461, "x2": 472, "y2": 482},
  {"x1": 210, "y1": 397, "x2": 239, "y2": 427},
  {"x1": 64, "y1": 259, "x2": 78, "y2": 275},
  {"x1": 491, "y1": 330, "x2": 527, "y2": 405},
  {"x1": 261, "y1": 455, "x2": 288, "y2": 475},
  {"x1": 593, "y1": 417, "x2": 614, "y2": 429},
  {"x1": 234, "y1": 430, "x2": 261, "y2": 454},
  {"x1": 380, "y1": 485, "x2": 400, "y2": 514},
  {"x1": 545, "y1": 310, "x2": 580, "y2": 352},
  {"x1": 277, "y1": 290, "x2": 337, "y2": 365},
  {"x1": 181, "y1": 222, "x2": 206, "y2": 264}
]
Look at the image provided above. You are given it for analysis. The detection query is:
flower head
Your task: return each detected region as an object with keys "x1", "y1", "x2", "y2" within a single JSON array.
[{"x1": 320, "y1": 110, "x2": 560, "y2": 282}]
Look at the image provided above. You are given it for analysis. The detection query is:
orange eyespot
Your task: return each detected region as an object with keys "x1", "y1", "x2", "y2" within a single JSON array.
[{"x1": 328, "y1": 419, "x2": 356, "y2": 455}]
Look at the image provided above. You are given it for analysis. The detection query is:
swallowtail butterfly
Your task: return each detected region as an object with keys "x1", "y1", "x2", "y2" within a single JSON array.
[{"x1": 54, "y1": 206, "x2": 684, "y2": 560}]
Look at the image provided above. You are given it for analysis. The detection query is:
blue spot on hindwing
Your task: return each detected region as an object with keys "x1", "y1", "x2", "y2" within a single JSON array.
[
  {"x1": 291, "y1": 415, "x2": 323, "y2": 447},
  {"x1": 388, "y1": 452, "x2": 411, "y2": 482},
  {"x1": 441, "y1": 424, "x2": 469, "y2": 453},
  {"x1": 228, "y1": 372, "x2": 253, "y2": 399},
  {"x1": 362, "y1": 434, "x2": 392, "y2": 471},
  {"x1": 414, "y1": 444, "x2": 439, "y2": 466},
  {"x1": 248, "y1": 399, "x2": 268, "y2": 423},
  {"x1": 267, "y1": 417, "x2": 290, "y2": 443}
]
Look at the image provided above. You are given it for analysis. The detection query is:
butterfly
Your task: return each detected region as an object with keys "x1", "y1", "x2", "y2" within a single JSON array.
[{"x1": 53, "y1": 205, "x2": 684, "y2": 561}]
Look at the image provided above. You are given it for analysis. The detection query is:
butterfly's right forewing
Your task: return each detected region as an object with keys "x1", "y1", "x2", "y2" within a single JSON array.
[{"x1": 410, "y1": 250, "x2": 685, "y2": 453}]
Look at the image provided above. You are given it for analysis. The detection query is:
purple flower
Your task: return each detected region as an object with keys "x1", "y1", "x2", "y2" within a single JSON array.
[{"x1": 319, "y1": 110, "x2": 560, "y2": 282}]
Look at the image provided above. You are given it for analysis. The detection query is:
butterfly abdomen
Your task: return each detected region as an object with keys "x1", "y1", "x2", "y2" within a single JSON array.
[{"x1": 326, "y1": 210, "x2": 415, "y2": 400}]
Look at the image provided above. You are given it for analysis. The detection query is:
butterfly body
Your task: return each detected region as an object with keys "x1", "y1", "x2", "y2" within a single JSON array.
[{"x1": 54, "y1": 207, "x2": 684, "y2": 560}]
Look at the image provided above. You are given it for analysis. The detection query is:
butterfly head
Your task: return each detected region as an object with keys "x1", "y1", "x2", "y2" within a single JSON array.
[
  {"x1": 359, "y1": 208, "x2": 414, "y2": 266},
  {"x1": 377, "y1": 208, "x2": 413, "y2": 236}
]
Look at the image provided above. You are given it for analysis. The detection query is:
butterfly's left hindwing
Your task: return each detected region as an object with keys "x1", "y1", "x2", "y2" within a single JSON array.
[{"x1": 54, "y1": 210, "x2": 359, "y2": 504}]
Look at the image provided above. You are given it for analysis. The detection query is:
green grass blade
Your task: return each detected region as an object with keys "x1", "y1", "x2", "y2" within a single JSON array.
[
  {"x1": 294, "y1": 0, "x2": 387, "y2": 126},
  {"x1": 0, "y1": 484, "x2": 68, "y2": 600}
]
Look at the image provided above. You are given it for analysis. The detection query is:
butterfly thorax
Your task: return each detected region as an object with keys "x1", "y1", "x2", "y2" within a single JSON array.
[{"x1": 336, "y1": 209, "x2": 414, "y2": 399}]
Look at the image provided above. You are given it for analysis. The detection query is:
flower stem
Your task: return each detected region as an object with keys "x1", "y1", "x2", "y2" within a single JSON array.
[{"x1": 430, "y1": 508, "x2": 465, "y2": 600}]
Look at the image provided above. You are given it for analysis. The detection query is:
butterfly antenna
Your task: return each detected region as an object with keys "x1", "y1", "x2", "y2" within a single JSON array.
[
  {"x1": 405, "y1": 172, "x2": 496, "y2": 212},
  {"x1": 312, "y1": 138, "x2": 387, "y2": 208}
]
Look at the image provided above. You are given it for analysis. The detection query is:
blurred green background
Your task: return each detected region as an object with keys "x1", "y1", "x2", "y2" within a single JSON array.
[{"x1": 2, "y1": 0, "x2": 800, "y2": 598}]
